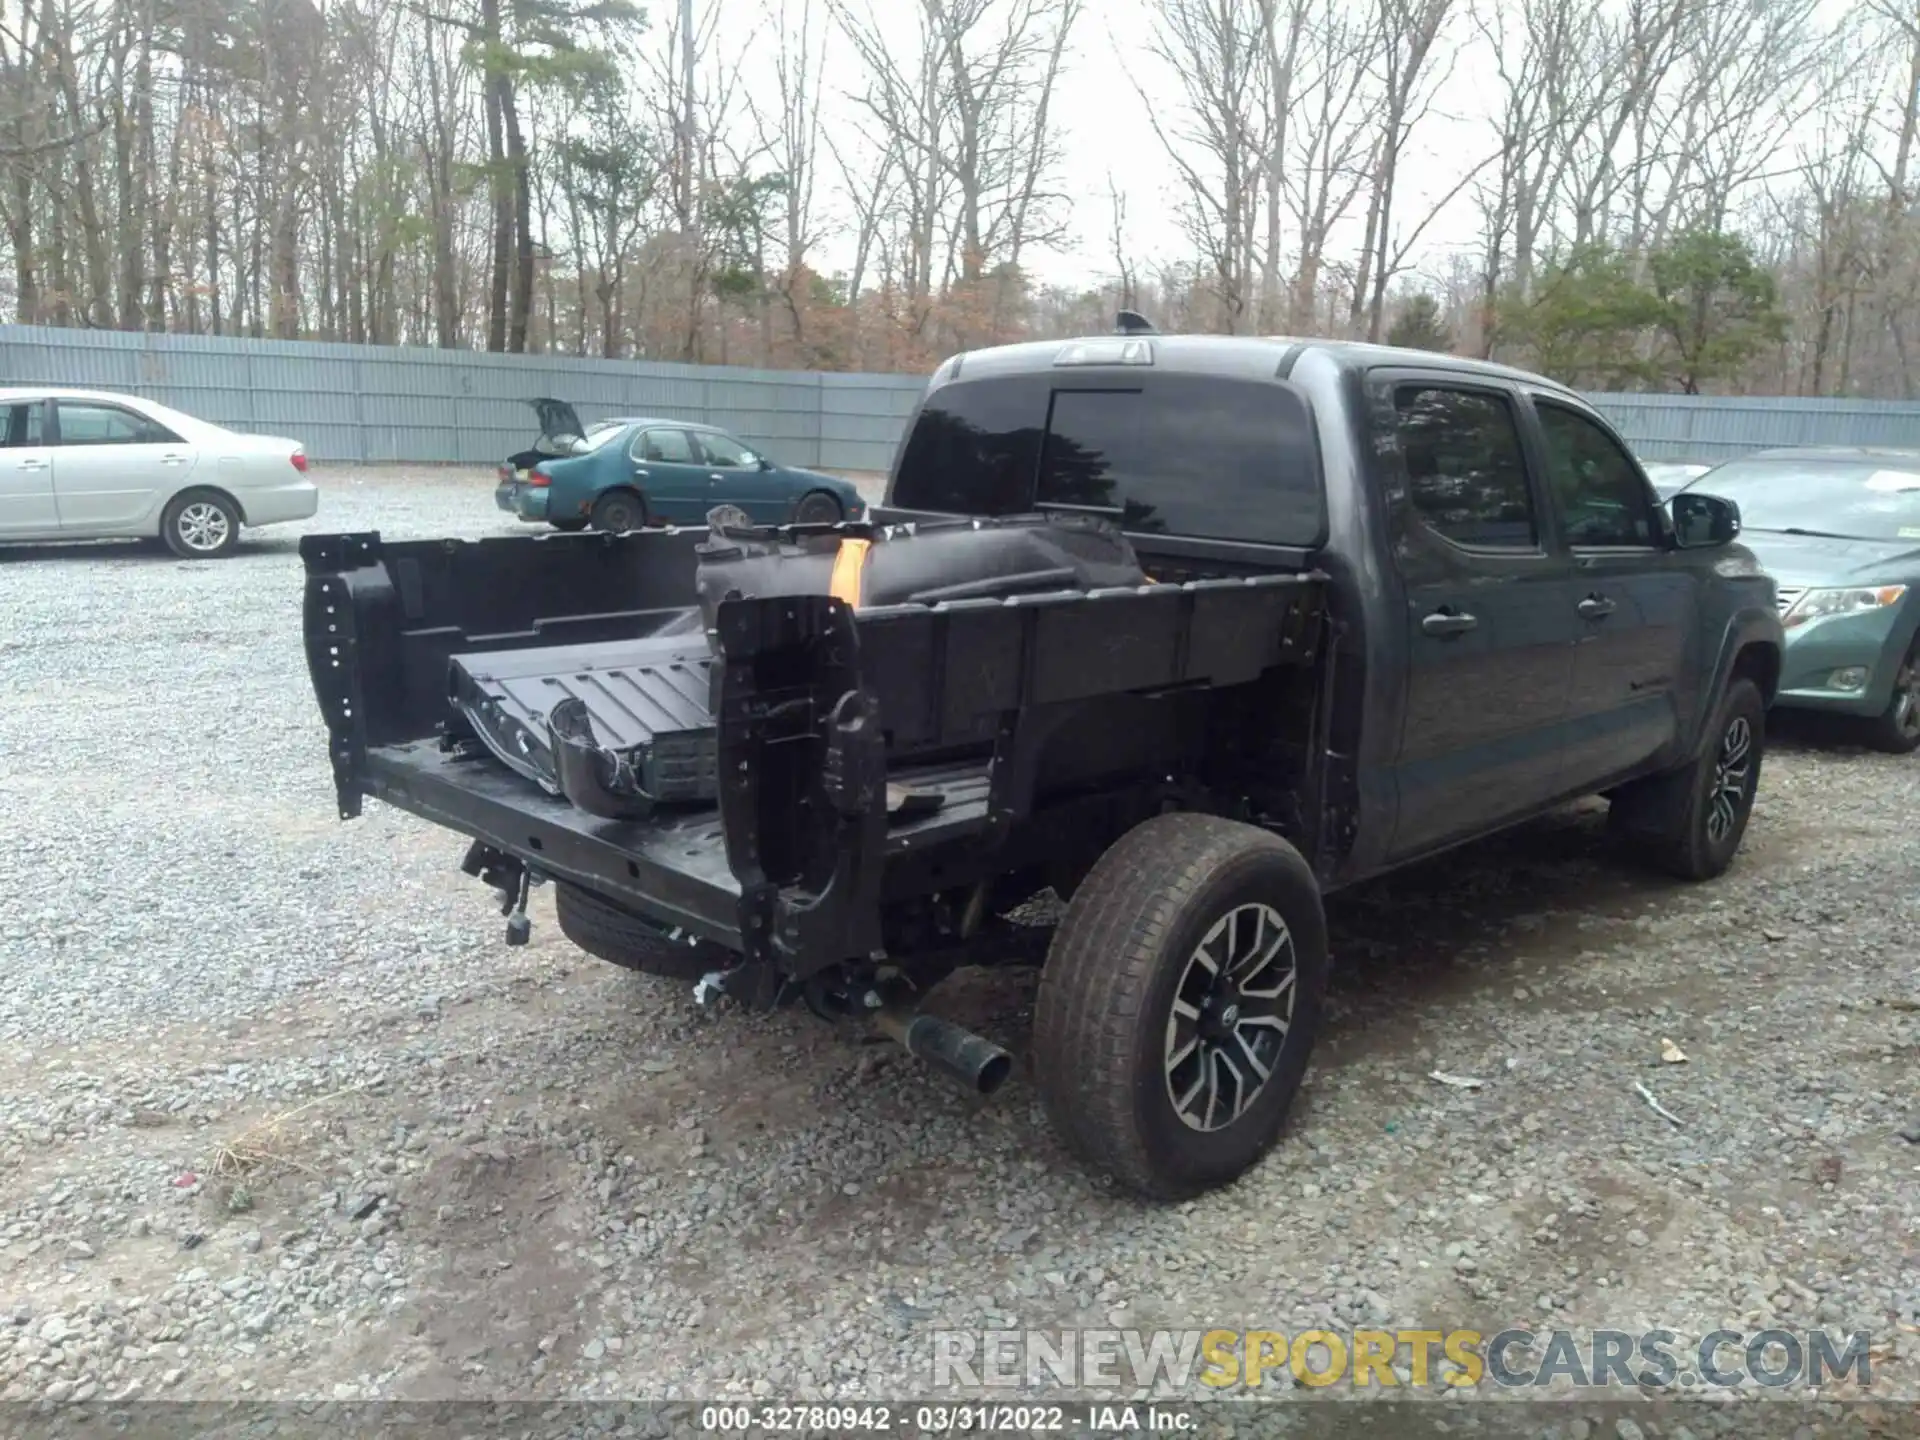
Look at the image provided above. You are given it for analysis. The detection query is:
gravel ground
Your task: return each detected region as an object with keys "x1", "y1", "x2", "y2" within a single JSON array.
[{"x1": 1, "y1": 467, "x2": 1916, "y2": 1434}]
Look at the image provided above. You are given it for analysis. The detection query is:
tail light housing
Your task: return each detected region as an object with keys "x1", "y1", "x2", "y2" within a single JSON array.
[
  {"x1": 290, "y1": 450, "x2": 309, "y2": 474},
  {"x1": 529, "y1": 465, "x2": 551, "y2": 488}
]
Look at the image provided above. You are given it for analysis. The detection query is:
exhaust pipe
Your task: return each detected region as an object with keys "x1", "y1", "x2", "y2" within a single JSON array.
[{"x1": 875, "y1": 1005, "x2": 1013, "y2": 1097}]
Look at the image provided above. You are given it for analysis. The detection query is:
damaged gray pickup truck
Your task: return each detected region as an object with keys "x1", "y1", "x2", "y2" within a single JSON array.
[{"x1": 300, "y1": 327, "x2": 1783, "y2": 1199}]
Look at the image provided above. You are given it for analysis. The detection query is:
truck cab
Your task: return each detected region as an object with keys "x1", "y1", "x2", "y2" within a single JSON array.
[{"x1": 876, "y1": 333, "x2": 1783, "y2": 888}]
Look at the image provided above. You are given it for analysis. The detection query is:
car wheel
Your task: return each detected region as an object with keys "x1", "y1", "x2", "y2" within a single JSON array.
[
  {"x1": 160, "y1": 489, "x2": 242, "y2": 558},
  {"x1": 1862, "y1": 642, "x2": 1920, "y2": 754},
  {"x1": 1031, "y1": 813, "x2": 1328, "y2": 1201},
  {"x1": 1609, "y1": 677, "x2": 1765, "y2": 881},
  {"x1": 553, "y1": 882, "x2": 728, "y2": 980},
  {"x1": 590, "y1": 490, "x2": 646, "y2": 534},
  {"x1": 792, "y1": 490, "x2": 844, "y2": 526},
  {"x1": 549, "y1": 518, "x2": 589, "y2": 534}
]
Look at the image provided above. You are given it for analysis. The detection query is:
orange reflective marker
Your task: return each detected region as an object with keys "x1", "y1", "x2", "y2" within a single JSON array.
[{"x1": 829, "y1": 537, "x2": 871, "y2": 607}]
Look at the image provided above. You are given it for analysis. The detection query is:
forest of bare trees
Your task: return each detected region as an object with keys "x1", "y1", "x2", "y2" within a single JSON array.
[{"x1": 2, "y1": 0, "x2": 1917, "y2": 397}]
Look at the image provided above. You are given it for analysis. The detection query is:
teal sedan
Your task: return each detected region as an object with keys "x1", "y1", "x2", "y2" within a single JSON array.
[
  {"x1": 496, "y1": 411, "x2": 865, "y2": 533},
  {"x1": 1678, "y1": 446, "x2": 1920, "y2": 753}
]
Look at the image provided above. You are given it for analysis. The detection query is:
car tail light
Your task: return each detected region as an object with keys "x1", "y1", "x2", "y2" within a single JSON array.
[
  {"x1": 498, "y1": 463, "x2": 514, "y2": 481},
  {"x1": 529, "y1": 467, "x2": 551, "y2": 488},
  {"x1": 290, "y1": 450, "x2": 309, "y2": 473}
]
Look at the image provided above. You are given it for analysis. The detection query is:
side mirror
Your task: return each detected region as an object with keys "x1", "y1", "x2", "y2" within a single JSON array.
[
  {"x1": 757, "y1": 456, "x2": 774, "y2": 471},
  {"x1": 1669, "y1": 491, "x2": 1740, "y2": 549}
]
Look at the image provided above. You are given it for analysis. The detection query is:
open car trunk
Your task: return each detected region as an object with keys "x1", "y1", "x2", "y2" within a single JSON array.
[
  {"x1": 301, "y1": 515, "x2": 1330, "y2": 983},
  {"x1": 503, "y1": 397, "x2": 589, "y2": 473}
]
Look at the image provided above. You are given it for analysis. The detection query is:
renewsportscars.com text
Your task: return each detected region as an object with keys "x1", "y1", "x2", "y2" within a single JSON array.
[{"x1": 931, "y1": 1327, "x2": 1877, "y2": 1392}]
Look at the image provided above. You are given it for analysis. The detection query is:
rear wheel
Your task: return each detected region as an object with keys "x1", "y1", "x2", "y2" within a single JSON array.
[
  {"x1": 590, "y1": 490, "x2": 646, "y2": 534},
  {"x1": 160, "y1": 489, "x2": 242, "y2": 558},
  {"x1": 552, "y1": 883, "x2": 725, "y2": 980},
  {"x1": 1609, "y1": 677, "x2": 1765, "y2": 880},
  {"x1": 1031, "y1": 813, "x2": 1328, "y2": 1201},
  {"x1": 1861, "y1": 641, "x2": 1920, "y2": 754},
  {"x1": 792, "y1": 490, "x2": 844, "y2": 525}
]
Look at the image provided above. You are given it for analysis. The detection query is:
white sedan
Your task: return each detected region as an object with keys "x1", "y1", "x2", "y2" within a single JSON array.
[{"x1": 0, "y1": 387, "x2": 318, "y2": 557}]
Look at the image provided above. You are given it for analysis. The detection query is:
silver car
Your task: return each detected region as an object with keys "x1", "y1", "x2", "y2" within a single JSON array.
[{"x1": 0, "y1": 386, "x2": 317, "y2": 557}]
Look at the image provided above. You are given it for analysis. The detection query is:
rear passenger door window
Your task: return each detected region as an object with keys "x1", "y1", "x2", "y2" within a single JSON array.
[
  {"x1": 2, "y1": 401, "x2": 46, "y2": 447},
  {"x1": 1534, "y1": 401, "x2": 1659, "y2": 548},
  {"x1": 1393, "y1": 386, "x2": 1538, "y2": 549},
  {"x1": 53, "y1": 402, "x2": 178, "y2": 446},
  {"x1": 632, "y1": 428, "x2": 697, "y2": 465}
]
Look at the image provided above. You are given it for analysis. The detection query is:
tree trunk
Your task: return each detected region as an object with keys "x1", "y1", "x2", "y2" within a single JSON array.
[
  {"x1": 503, "y1": 84, "x2": 533, "y2": 352},
  {"x1": 4, "y1": 178, "x2": 35, "y2": 324},
  {"x1": 482, "y1": 0, "x2": 510, "y2": 352},
  {"x1": 43, "y1": 0, "x2": 115, "y2": 327}
]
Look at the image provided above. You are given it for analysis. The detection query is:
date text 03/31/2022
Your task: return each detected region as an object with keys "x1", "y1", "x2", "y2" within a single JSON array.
[{"x1": 697, "y1": 1403, "x2": 1197, "y2": 1433}]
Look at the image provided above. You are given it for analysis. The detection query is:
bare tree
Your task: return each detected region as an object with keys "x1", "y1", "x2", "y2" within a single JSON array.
[
  {"x1": 744, "y1": 0, "x2": 828, "y2": 359},
  {"x1": 1282, "y1": 0, "x2": 1383, "y2": 330},
  {"x1": 835, "y1": 0, "x2": 1081, "y2": 347},
  {"x1": 1654, "y1": 0, "x2": 1826, "y2": 241},
  {"x1": 1136, "y1": 0, "x2": 1269, "y2": 332},
  {"x1": 1347, "y1": 0, "x2": 1455, "y2": 343},
  {"x1": 1470, "y1": 0, "x2": 1597, "y2": 341}
]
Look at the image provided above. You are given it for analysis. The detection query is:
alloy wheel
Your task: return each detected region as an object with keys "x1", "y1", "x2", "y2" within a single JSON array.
[
  {"x1": 1163, "y1": 902, "x2": 1298, "y2": 1133},
  {"x1": 1706, "y1": 714, "x2": 1753, "y2": 845},
  {"x1": 175, "y1": 502, "x2": 231, "y2": 553}
]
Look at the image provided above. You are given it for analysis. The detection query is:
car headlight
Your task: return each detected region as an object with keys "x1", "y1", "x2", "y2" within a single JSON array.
[{"x1": 1784, "y1": 585, "x2": 1907, "y2": 627}]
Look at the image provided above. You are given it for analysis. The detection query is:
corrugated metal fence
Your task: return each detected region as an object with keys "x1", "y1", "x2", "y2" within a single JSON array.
[
  {"x1": 5, "y1": 324, "x2": 1920, "y2": 469},
  {"x1": 0, "y1": 325, "x2": 926, "y2": 472},
  {"x1": 1584, "y1": 392, "x2": 1920, "y2": 460}
]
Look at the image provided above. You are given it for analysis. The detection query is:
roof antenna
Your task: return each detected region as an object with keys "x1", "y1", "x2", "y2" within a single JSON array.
[{"x1": 1114, "y1": 310, "x2": 1158, "y2": 336}]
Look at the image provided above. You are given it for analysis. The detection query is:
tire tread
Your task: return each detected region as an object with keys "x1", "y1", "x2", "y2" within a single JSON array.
[
  {"x1": 553, "y1": 883, "x2": 717, "y2": 980},
  {"x1": 1031, "y1": 813, "x2": 1323, "y2": 1200}
]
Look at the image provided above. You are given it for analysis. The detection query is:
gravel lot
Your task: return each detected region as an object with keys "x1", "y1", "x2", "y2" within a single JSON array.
[{"x1": 1, "y1": 467, "x2": 1916, "y2": 1431}]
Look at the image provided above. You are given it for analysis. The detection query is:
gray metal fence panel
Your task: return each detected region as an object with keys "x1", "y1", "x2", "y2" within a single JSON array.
[
  {"x1": 8, "y1": 325, "x2": 1920, "y2": 472},
  {"x1": 1587, "y1": 393, "x2": 1920, "y2": 459}
]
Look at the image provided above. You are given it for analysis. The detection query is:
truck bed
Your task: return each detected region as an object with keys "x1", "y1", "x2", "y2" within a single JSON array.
[{"x1": 302, "y1": 525, "x2": 1329, "y2": 973}]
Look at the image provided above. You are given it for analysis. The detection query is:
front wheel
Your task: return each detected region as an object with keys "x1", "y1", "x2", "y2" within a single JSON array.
[
  {"x1": 1031, "y1": 813, "x2": 1328, "y2": 1201},
  {"x1": 160, "y1": 489, "x2": 242, "y2": 558},
  {"x1": 1609, "y1": 677, "x2": 1765, "y2": 880},
  {"x1": 1861, "y1": 641, "x2": 1920, "y2": 754}
]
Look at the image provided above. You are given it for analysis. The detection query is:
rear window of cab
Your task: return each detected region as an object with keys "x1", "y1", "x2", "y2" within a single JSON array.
[{"x1": 888, "y1": 372, "x2": 1326, "y2": 548}]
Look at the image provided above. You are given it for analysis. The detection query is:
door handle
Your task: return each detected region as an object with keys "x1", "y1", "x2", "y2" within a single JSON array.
[
  {"x1": 160, "y1": 453, "x2": 189, "y2": 465},
  {"x1": 1578, "y1": 595, "x2": 1616, "y2": 620},
  {"x1": 1421, "y1": 608, "x2": 1478, "y2": 636},
  {"x1": 709, "y1": 473, "x2": 725, "y2": 482},
  {"x1": 17, "y1": 458, "x2": 46, "y2": 471}
]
